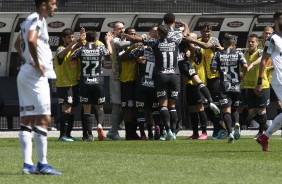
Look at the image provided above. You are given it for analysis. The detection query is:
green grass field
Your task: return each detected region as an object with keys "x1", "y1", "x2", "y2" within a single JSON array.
[{"x1": 1, "y1": 136, "x2": 282, "y2": 184}]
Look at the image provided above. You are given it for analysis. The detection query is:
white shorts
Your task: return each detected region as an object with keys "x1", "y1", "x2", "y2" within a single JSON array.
[
  {"x1": 17, "y1": 70, "x2": 51, "y2": 117},
  {"x1": 109, "y1": 77, "x2": 121, "y2": 104}
]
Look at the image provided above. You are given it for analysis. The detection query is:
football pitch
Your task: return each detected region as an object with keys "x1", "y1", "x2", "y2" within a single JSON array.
[{"x1": 1, "y1": 136, "x2": 282, "y2": 184}]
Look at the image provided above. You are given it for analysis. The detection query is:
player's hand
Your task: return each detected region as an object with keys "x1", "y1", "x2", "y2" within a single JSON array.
[
  {"x1": 247, "y1": 63, "x2": 254, "y2": 71},
  {"x1": 254, "y1": 84, "x2": 263, "y2": 96},
  {"x1": 105, "y1": 32, "x2": 113, "y2": 42},
  {"x1": 33, "y1": 64, "x2": 45, "y2": 77}
]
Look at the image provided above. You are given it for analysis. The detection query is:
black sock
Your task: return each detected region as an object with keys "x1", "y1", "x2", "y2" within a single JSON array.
[
  {"x1": 198, "y1": 111, "x2": 208, "y2": 134},
  {"x1": 198, "y1": 83, "x2": 213, "y2": 103},
  {"x1": 223, "y1": 112, "x2": 233, "y2": 134},
  {"x1": 60, "y1": 112, "x2": 70, "y2": 137},
  {"x1": 96, "y1": 108, "x2": 105, "y2": 125},
  {"x1": 256, "y1": 113, "x2": 267, "y2": 134},
  {"x1": 137, "y1": 111, "x2": 146, "y2": 136},
  {"x1": 83, "y1": 113, "x2": 92, "y2": 135},
  {"x1": 231, "y1": 109, "x2": 239, "y2": 127},
  {"x1": 169, "y1": 107, "x2": 177, "y2": 133},
  {"x1": 190, "y1": 112, "x2": 199, "y2": 136},
  {"x1": 66, "y1": 114, "x2": 74, "y2": 137},
  {"x1": 160, "y1": 106, "x2": 170, "y2": 131},
  {"x1": 211, "y1": 115, "x2": 221, "y2": 137}
]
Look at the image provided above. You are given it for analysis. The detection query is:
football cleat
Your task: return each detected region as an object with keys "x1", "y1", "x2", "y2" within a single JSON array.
[
  {"x1": 198, "y1": 133, "x2": 208, "y2": 140},
  {"x1": 58, "y1": 136, "x2": 74, "y2": 142},
  {"x1": 228, "y1": 133, "x2": 234, "y2": 144},
  {"x1": 106, "y1": 131, "x2": 121, "y2": 140},
  {"x1": 234, "y1": 123, "x2": 241, "y2": 140},
  {"x1": 209, "y1": 102, "x2": 220, "y2": 115},
  {"x1": 256, "y1": 134, "x2": 270, "y2": 152},
  {"x1": 97, "y1": 124, "x2": 105, "y2": 141},
  {"x1": 22, "y1": 163, "x2": 37, "y2": 175},
  {"x1": 37, "y1": 162, "x2": 62, "y2": 175}
]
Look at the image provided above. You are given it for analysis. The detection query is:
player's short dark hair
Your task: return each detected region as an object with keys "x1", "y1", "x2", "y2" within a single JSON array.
[
  {"x1": 273, "y1": 12, "x2": 282, "y2": 21},
  {"x1": 125, "y1": 27, "x2": 135, "y2": 34},
  {"x1": 223, "y1": 33, "x2": 237, "y2": 45},
  {"x1": 35, "y1": 0, "x2": 48, "y2": 9},
  {"x1": 163, "y1": 13, "x2": 175, "y2": 24},
  {"x1": 86, "y1": 30, "x2": 97, "y2": 42},
  {"x1": 248, "y1": 33, "x2": 259, "y2": 40},
  {"x1": 61, "y1": 28, "x2": 74, "y2": 38},
  {"x1": 199, "y1": 23, "x2": 212, "y2": 31},
  {"x1": 157, "y1": 25, "x2": 169, "y2": 37}
]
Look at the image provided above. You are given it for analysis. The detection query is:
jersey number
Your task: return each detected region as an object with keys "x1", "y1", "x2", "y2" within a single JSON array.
[
  {"x1": 162, "y1": 52, "x2": 174, "y2": 68},
  {"x1": 82, "y1": 60, "x2": 99, "y2": 76},
  {"x1": 145, "y1": 61, "x2": 155, "y2": 79},
  {"x1": 221, "y1": 65, "x2": 239, "y2": 83}
]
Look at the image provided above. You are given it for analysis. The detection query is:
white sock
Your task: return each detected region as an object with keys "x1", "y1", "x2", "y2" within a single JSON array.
[
  {"x1": 33, "y1": 126, "x2": 48, "y2": 164},
  {"x1": 265, "y1": 112, "x2": 282, "y2": 137},
  {"x1": 18, "y1": 124, "x2": 33, "y2": 165}
]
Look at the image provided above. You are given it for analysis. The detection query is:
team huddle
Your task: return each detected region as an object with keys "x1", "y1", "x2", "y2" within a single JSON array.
[{"x1": 13, "y1": 0, "x2": 282, "y2": 176}]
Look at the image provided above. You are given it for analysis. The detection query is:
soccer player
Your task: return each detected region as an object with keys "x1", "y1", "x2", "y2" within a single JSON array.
[
  {"x1": 106, "y1": 21, "x2": 132, "y2": 140},
  {"x1": 119, "y1": 25, "x2": 162, "y2": 140},
  {"x1": 72, "y1": 30, "x2": 112, "y2": 141},
  {"x1": 118, "y1": 27, "x2": 141, "y2": 140},
  {"x1": 13, "y1": 0, "x2": 61, "y2": 175},
  {"x1": 211, "y1": 33, "x2": 248, "y2": 144},
  {"x1": 243, "y1": 34, "x2": 270, "y2": 139},
  {"x1": 255, "y1": 12, "x2": 282, "y2": 151},
  {"x1": 182, "y1": 33, "x2": 210, "y2": 140},
  {"x1": 54, "y1": 28, "x2": 82, "y2": 142},
  {"x1": 123, "y1": 24, "x2": 184, "y2": 140},
  {"x1": 186, "y1": 23, "x2": 223, "y2": 139}
]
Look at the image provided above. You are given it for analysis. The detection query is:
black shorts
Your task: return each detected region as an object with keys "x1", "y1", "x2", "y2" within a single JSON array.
[
  {"x1": 56, "y1": 85, "x2": 79, "y2": 106},
  {"x1": 79, "y1": 84, "x2": 105, "y2": 105},
  {"x1": 207, "y1": 77, "x2": 220, "y2": 102},
  {"x1": 247, "y1": 88, "x2": 270, "y2": 109},
  {"x1": 155, "y1": 74, "x2": 180, "y2": 100},
  {"x1": 270, "y1": 85, "x2": 279, "y2": 102},
  {"x1": 178, "y1": 59, "x2": 197, "y2": 80},
  {"x1": 121, "y1": 81, "x2": 136, "y2": 108},
  {"x1": 239, "y1": 88, "x2": 248, "y2": 106},
  {"x1": 219, "y1": 92, "x2": 240, "y2": 109},
  {"x1": 186, "y1": 84, "x2": 205, "y2": 106},
  {"x1": 135, "y1": 85, "x2": 158, "y2": 109}
]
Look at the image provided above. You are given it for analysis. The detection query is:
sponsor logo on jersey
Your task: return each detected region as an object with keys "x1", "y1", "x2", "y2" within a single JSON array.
[
  {"x1": 128, "y1": 100, "x2": 134, "y2": 108},
  {"x1": 234, "y1": 101, "x2": 240, "y2": 107},
  {"x1": 81, "y1": 49, "x2": 100, "y2": 56},
  {"x1": 162, "y1": 68, "x2": 176, "y2": 74},
  {"x1": 121, "y1": 102, "x2": 126, "y2": 107},
  {"x1": 227, "y1": 21, "x2": 244, "y2": 28},
  {"x1": 136, "y1": 101, "x2": 145, "y2": 108},
  {"x1": 0, "y1": 22, "x2": 6, "y2": 28},
  {"x1": 157, "y1": 91, "x2": 166, "y2": 97},
  {"x1": 141, "y1": 78, "x2": 154, "y2": 87},
  {"x1": 22, "y1": 105, "x2": 35, "y2": 111},
  {"x1": 85, "y1": 77, "x2": 99, "y2": 84},
  {"x1": 48, "y1": 21, "x2": 65, "y2": 28}
]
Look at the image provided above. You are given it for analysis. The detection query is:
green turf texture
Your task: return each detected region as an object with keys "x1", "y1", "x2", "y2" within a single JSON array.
[{"x1": 1, "y1": 136, "x2": 282, "y2": 184}]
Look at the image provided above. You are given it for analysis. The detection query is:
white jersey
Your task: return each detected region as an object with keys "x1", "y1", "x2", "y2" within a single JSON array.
[
  {"x1": 264, "y1": 32, "x2": 282, "y2": 86},
  {"x1": 20, "y1": 12, "x2": 56, "y2": 79}
]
